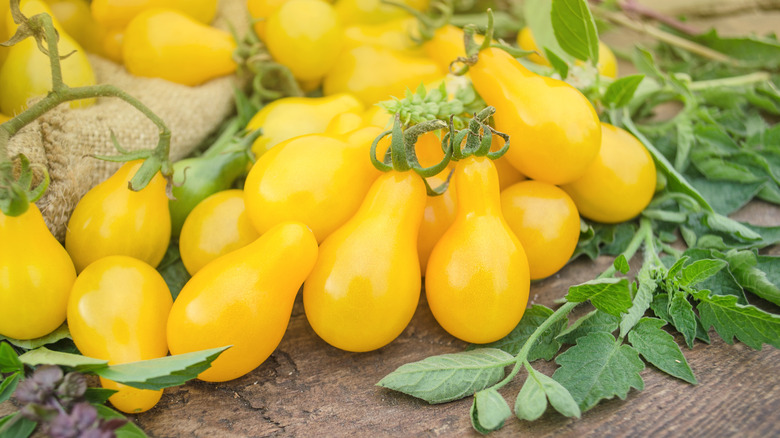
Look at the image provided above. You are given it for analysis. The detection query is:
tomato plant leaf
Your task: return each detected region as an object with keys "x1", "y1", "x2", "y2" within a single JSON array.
[
  {"x1": 95, "y1": 346, "x2": 229, "y2": 390},
  {"x1": 725, "y1": 250, "x2": 780, "y2": 305},
  {"x1": 377, "y1": 349, "x2": 514, "y2": 404},
  {"x1": 0, "y1": 413, "x2": 37, "y2": 438},
  {"x1": 550, "y1": 0, "x2": 599, "y2": 63},
  {"x1": 680, "y1": 259, "x2": 728, "y2": 287},
  {"x1": 18, "y1": 348, "x2": 108, "y2": 372},
  {"x1": 557, "y1": 309, "x2": 620, "y2": 345},
  {"x1": 94, "y1": 405, "x2": 148, "y2": 438},
  {"x1": 669, "y1": 291, "x2": 697, "y2": 348},
  {"x1": 613, "y1": 254, "x2": 630, "y2": 275},
  {"x1": 467, "y1": 305, "x2": 567, "y2": 361},
  {"x1": 552, "y1": 332, "x2": 645, "y2": 412},
  {"x1": 603, "y1": 75, "x2": 645, "y2": 108},
  {"x1": 516, "y1": 363, "x2": 580, "y2": 421},
  {"x1": 471, "y1": 388, "x2": 512, "y2": 433},
  {"x1": 627, "y1": 318, "x2": 697, "y2": 385},
  {"x1": 619, "y1": 268, "x2": 656, "y2": 337},
  {"x1": 0, "y1": 324, "x2": 71, "y2": 351},
  {"x1": 0, "y1": 371, "x2": 21, "y2": 404},
  {"x1": 0, "y1": 342, "x2": 23, "y2": 374},
  {"x1": 694, "y1": 290, "x2": 780, "y2": 350},
  {"x1": 691, "y1": 29, "x2": 780, "y2": 69},
  {"x1": 565, "y1": 278, "x2": 633, "y2": 317}
]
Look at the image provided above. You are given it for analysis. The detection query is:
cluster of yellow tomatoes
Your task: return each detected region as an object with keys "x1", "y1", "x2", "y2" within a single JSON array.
[{"x1": 0, "y1": 0, "x2": 658, "y2": 416}]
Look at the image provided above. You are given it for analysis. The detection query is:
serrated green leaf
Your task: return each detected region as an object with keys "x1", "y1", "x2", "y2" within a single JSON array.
[
  {"x1": 565, "y1": 278, "x2": 633, "y2": 317},
  {"x1": 619, "y1": 268, "x2": 656, "y2": 337},
  {"x1": 680, "y1": 259, "x2": 728, "y2": 287},
  {"x1": 667, "y1": 256, "x2": 690, "y2": 279},
  {"x1": 695, "y1": 291, "x2": 780, "y2": 350},
  {"x1": 0, "y1": 372, "x2": 21, "y2": 404},
  {"x1": 95, "y1": 405, "x2": 149, "y2": 438},
  {"x1": 377, "y1": 349, "x2": 514, "y2": 404},
  {"x1": 550, "y1": 0, "x2": 599, "y2": 62},
  {"x1": 603, "y1": 75, "x2": 645, "y2": 108},
  {"x1": 650, "y1": 293, "x2": 671, "y2": 323},
  {"x1": 19, "y1": 347, "x2": 108, "y2": 372},
  {"x1": 514, "y1": 368, "x2": 547, "y2": 421},
  {"x1": 679, "y1": 249, "x2": 747, "y2": 303},
  {"x1": 628, "y1": 318, "x2": 697, "y2": 384},
  {"x1": 0, "y1": 413, "x2": 37, "y2": 438},
  {"x1": 552, "y1": 332, "x2": 645, "y2": 412},
  {"x1": 467, "y1": 305, "x2": 566, "y2": 361},
  {"x1": 613, "y1": 254, "x2": 630, "y2": 275},
  {"x1": 545, "y1": 48, "x2": 569, "y2": 78},
  {"x1": 0, "y1": 324, "x2": 71, "y2": 351},
  {"x1": 557, "y1": 309, "x2": 620, "y2": 344},
  {"x1": 0, "y1": 342, "x2": 23, "y2": 374},
  {"x1": 726, "y1": 250, "x2": 780, "y2": 305},
  {"x1": 95, "y1": 347, "x2": 229, "y2": 390},
  {"x1": 472, "y1": 389, "x2": 512, "y2": 433},
  {"x1": 669, "y1": 291, "x2": 697, "y2": 348}
]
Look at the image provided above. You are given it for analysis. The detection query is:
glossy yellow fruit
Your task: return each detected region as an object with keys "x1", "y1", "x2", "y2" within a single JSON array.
[
  {"x1": 417, "y1": 173, "x2": 456, "y2": 273},
  {"x1": 247, "y1": 0, "x2": 288, "y2": 41},
  {"x1": 91, "y1": 0, "x2": 218, "y2": 29},
  {"x1": 44, "y1": 0, "x2": 107, "y2": 56},
  {"x1": 122, "y1": 8, "x2": 236, "y2": 86},
  {"x1": 517, "y1": 27, "x2": 619, "y2": 78},
  {"x1": 65, "y1": 160, "x2": 171, "y2": 272},
  {"x1": 247, "y1": 93, "x2": 364, "y2": 157},
  {"x1": 501, "y1": 180, "x2": 580, "y2": 280},
  {"x1": 562, "y1": 123, "x2": 657, "y2": 223},
  {"x1": 168, "y1": 222, "x2": 318, "y2": 382},
  {"x1": 67, "y1": 255, "x2": 172, "y2": 413},
  {"x1": 425, "y1": 156, "x2": 530, "y2": 344},
  {"x1": 179, "y1": 189, "x2": 260, "y2": 276},
  {"x1": 304, "y1": 171, "x2": 427, "y2": 352},
  {"x1": 342, "y1": 17, "x2": 421, "y2": 53},
  {"x1": 0, "y1": 204, "x2": 76, "y2": 340}
]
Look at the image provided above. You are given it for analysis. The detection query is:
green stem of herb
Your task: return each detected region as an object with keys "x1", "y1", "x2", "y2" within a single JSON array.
[
  {"x1": 641, "y1": 217, "x2": 664, "y2": 266},
  {"x1": 689, "y1": 72, "x2": 771, "y2": 91}
]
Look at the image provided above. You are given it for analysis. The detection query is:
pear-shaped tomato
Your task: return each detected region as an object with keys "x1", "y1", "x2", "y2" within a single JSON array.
[
  {"x1": 65, "y1": 160, "x2": 171, "y2": 272},
  {"x1": 91, "y1": 0, "x2": 217, "y2": 29},
  {"x1": 425, "y1": 156, "x2": 530, "y2": 344},
  {"x1": 244, "y1": 130, "x2": 382, "y2": 243},
  {"x1": 122, "y1": 8, "x2": 236, "y2": 86},
  {"x1": 247, "y1": 93, "x2": 364, "y2": 157},
  {"x1": 469, "y1": 48, "x2": 601, "y2": 185},
  {"x1": 167, "y1": 222, "x2": 318, "y2": 382},
  {"x1": 67, "y1": 255, "x2": 172, "y2": 414},
  {"x1": 0, "y1": 204, "x2": 76, "y2": 340},
  {"x1": 304, "y1": 171, "x2": 427, "y2": 352},
  {"x1": 179, "y1": 189, "x2": 259, "y2": 276}
]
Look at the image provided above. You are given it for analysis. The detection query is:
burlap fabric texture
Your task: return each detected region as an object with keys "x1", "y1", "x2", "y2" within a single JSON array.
[{"x1": 6, "y1": 0, "x2": 249, "y2": 241}]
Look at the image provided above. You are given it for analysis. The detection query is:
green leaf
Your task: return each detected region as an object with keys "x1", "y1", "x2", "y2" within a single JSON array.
[
  {"x1": 650, "y1": 293, "x2": 671, "y2": 323},
  {"x1": 679, "y1": 248, "x2": 747, "y2": 303},
  {"x1": 0, "y1": 324, "x2": 71, "y2": 351},
  {"x1": 524, "y1": 0, "x2": 572, "y2": 66},
  {"x1": 565, "y1": 278, "x2": 633, "y2": 317},
  {"x1": 667, "y1": 256, "x2": 690, "y2": 279},
  {"x1": 0, "y1": 413, "x2": 37, "y2": 438},
  {"x1": 692, "y1": 29, "x2": 780, "y2": 68},
  {"x1": 613, "y1": 255, "x2": 630, "y2": 275},
  {"x1": 0, "y1": 372, "x2": 21, "y2": 404},
  {"x1": 550, "y1": 0, "x2": 599, "y2": 62},
  {"x1": 680, "y1": 259, "x2": 728, "y2": 287},
  {"x1": 695, "y1": 291, "x2": 780, "y2": 350},
  {"x1": 619, "y1": 268, "x2": 656, "y2": 337},
  {"x1": 95, "y1": 346, "x2": 229, "y2": 390},
  {"x1": 603, "y1": 75, "x2": 645, "y2": 108},
  {"x1": 377, "y1": 349, "x2": 513, "y2": 404},
  {"x1": 669, "y1": 291, "x2": 697, "y2": 348},
  {"x1": 631, "y1": 48, "x2": 664, "y2": 82},
  {"x1": 516, "y1": 363, "x2": 580, "y2": 421},
  {"x1": 471, "y1": 389, "x2": 512, "y2": 433},
  {"x1": 552, "y1": 332, "x2": 645, "y2": 412},
  {"x1": 689, "y1": 177, "x2": 766, "y2": 215},
  {"x1": 757, "y1": 255, "x2": 780, "y2": 296},
  {"x1": 545, "y1": 48, "x2": 569, "y2": 78},
  {"x1": 557, "y1": 309, "x2": 620, "y2": 345},
  {"x1": 94, "y1": 405, "x2": 149, "y2": 438},
  {"x1": 627, "y1": 318, "x2": 697, "y2": 384},
  {"x1": 467, "y1": 305, "x2": 567, "y2": 361},
  {"x1": 0, "y1": 342, "x2": 23, "y2": 374},
  {"x1": 19, "y1": 348, "x2": 108, "y2": 373},
  {"x1": 726, "y1": 250, "x2": 780, "y2": 305},
  {"x1": 84, "y1": 387, "x2": 118, "y2": 404},
  {"x1": 157, "y1": 245, "x2": 191, "y2": 301}
]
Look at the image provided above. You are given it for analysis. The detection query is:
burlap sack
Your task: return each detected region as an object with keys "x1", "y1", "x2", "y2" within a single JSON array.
[{"x1": 6, "y1": 0, "x2": 249, "y2": 241}]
